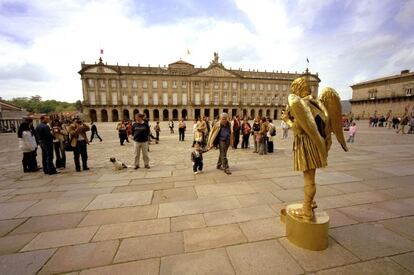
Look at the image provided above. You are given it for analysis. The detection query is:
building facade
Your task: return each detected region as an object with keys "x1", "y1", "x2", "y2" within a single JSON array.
[
  {"x1": 79, "y1": 53, "x2": 320, "y2": 122},
  {"x1": 350, "y1": 70, "x2": 414, "y2": 118},
  {"x1": 0, "y1": 99, "x2": 27, "y2": 131}
]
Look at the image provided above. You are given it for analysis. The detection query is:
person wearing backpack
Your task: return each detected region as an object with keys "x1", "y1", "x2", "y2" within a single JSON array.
[{"x1": 267, "y1": 118, "x2": 276, "y2": 153}]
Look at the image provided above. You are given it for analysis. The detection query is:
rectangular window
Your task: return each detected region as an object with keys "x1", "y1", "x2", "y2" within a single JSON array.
[
  {"x1": 132, "y1": 80, "x2": 137, "y2": 88},
  {"x1": 173, "y1": 93, "x2": 178, "y2": 105},
  {"x1": 243, "y1": 83, "x2": 248, "y2": 90},
  {"x1": 282, "y1": 84, "x2": 287, "y2": 91},
  {"x1": 87, "y1": 79, "x2": 94, "y2": 88},
  {"x1": 143, "y1": 93, "x2": 148, "y2": 105},
  {"x1": 100, "y1": 79, "x2": 106, "y2": 88},
  {"x1": 152, "y1": 80, "x2": 158, "y2": 89},
  {"x1": 251, "y1": 83, "x2": 256, "y2": 90},
  {"x1": 163, "y1": 93, "x2": 168, "y2": 105},
  {"x1": 182, "y1": 81, "x2": 187, "y2": 88},
  {"x1": 275, "y1": 84, "x2": 279, "y2": 91},
  {"x1": 153, "y1": 93, "x2": 158, "y2": 105},
  {"x1": 232, "y1": 82, "x2": 237, "y2": 90},
  {"x1": 172, "y1": 81, "x2": 177, "y2": 88},
  {"x1": 267, "y1": 84, "x2": 272, "y2": 91},
  {"x1": 214, "y1": 82, "x2": 219, "y2": 89},
  {"x1": 162, "y1": 81, "x2": 168, "y2": 89},
  {"x1": 194, "y1": 81, "x2": 200, "y2": 88},
  {"x1": 214, "y1": 93, "x2": 219, "y2": 104},
  {"x1": 259, "y1": 84, "x2": 264, "y2": 90},
  {"x1": 223, "y1": 93, "x2": 228, "y2": 105},
  {"x1": 89, "y1": 92, "x2": 96, "y2": 105},
  {"x1": 204, "y1": 82, "x2": 209, "y2": 88},
  {"x1": 223, "y1": 82, "x2": 228, "y2": 89},
  {"x1": 121, "y1": 80, "x2": 127, "y2": 88},
  {"x1": 195, "y1": 93, "x2": 200, "y2": 105},
  {"x1": 142, "y1": 80, "x2": 148, "y2": 89},
  {"x1": 111, "y1": 92, "x2": 117, "y2": 105},
  {"x1": 232, "y1": 93, "x2": 237, "y2": 104},
  {"x1": 122, "y1": 95, "x2": 128, "y2": 105},
  {"x1": 204, "y1": 94, "x2": 210, "y2": 105},
  {"x1": 406, "y1": 88, "x2": 412, "y2": 96},
  {"x1": 100, "y1": 93, "x2": 106, "y2": 105},
  {"x1": 182, "y1": 93, "x2": 187, "y2": 105},
  {"x1": 111, "y1": 80, "x2": 116, "y2": 88},
  {"x1": 133, "y1": 95, "x2": 138, "y2": 105},
  {"x1": 244, "y1": 94, "x2": 250, "y2": 103}
]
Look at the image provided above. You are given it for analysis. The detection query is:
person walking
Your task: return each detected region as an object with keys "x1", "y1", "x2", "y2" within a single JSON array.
[
  {"x1": 90, "y1": 121, "x2": 102, "y2": 142},
  {"x1": 178, "y1": 119, "x2": 186, "y2": 141},
  {"x1": 154, "y1": 121, "x2": 161, "y2": 142},
  {"x1": 169, "y1": 120, "x2": 174, "y2": 134},
  {"x1": 208, "y1": 113, "x2": 233, "y2": 175},
  {"x1": 36, "y1": 115, "x2": 58, "y2": 175},
  {"x1": 68, "y1": 118, "x2": 90, "y2": 172},
  {"x1": 191, "y1": 143, "x2": 203, "y2": 175},
  {"x1": 396, "y1": 115, "x2": 409, "y2": 134},
  {"x1": 132, "y1": 114, "x2": 150, "y2": 169},
  {"x1": 241, "y1": 118, "x2": 251, "y2": 149},
  {"x1": 347, "y1": 122, "x2": 357, "y2": 143},
  {"x1": 232, "y1": 114, "x2": 241, "y2": 149},
  {"x1": 281, "y1": 120, "x2": 289, "y2": 139}
]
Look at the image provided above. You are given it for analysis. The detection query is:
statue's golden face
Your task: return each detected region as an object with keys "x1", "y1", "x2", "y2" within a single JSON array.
[{"x1": 291, "y1": 77, "x2": 311, "y2": 98}]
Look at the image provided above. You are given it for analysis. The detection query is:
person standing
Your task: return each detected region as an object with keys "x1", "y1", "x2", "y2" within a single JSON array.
[
  {"x1": 178, "y1": 119, "x2": 186, "y2": 141},
  {"x1": 132, "y1": 114, "x2": 150, "y2": 169},
  {"x1": 232, "y1": 115, "x2": 241, "y2": 149},
  {"x1": 281, "y1": 120, "x2": 289, "y2": 139},
  {"x1": 205, "y1": 116, "x2": 211, "y2": 145},
  {"x1": 90, "y1": 121, "x2": 102, "y2": 142},
  {"x1": 252, "y1": 117, "x2": 261, "y2": 153},
  {"x1": 396, "y1": 115, "x2": 409, "y2": 134},
  {"x1": 68, "y1": 118, "x2": 90, "y2": 172},
  {"x1": 36, "y1": 115, "x2": 58, "y2": 175},
  {"x1": 196, "y1": 116, "x2": 207, "y2": 148},
  {"x1": 18, "y1": 122, "x2": 38, "y2": 172},
  {"x1": 241, "y1": 118, "x2": 251, "y2": 149},
  {"x1": 258, "y1": 117, "x2": 269, "y2": 155},
  {"x1": 347, "y1": 122, "x2": 357, "y2": 143},
  {"x1": 52, "y1": 119, "x2": 66, "y2": 168},
  {"x1": 169, "y1": 120, "x2": 174, "y2": 134},
  {"x1": 208, "y1": 113, "x2": 233, "y2": 175},
  {"x1": 191, "y1": 143, "x2": 203, "y2": 175},
  {"x1": 154, "y1": 121, "x2": 161, "y2": 142},
  {"x1": 267, "y1": 118, "x2": 276, "y2": 153},
  {"x1": 117, "y1": 120, "x2": 128, "y2": 145}
]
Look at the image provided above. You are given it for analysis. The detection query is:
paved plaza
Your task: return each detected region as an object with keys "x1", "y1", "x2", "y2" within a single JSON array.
[{"x1": 0, "y1": 121, "x2": 413, "y2": 274}]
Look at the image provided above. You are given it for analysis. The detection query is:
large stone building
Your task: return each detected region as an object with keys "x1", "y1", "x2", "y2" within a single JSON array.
[
  {"x1": 0, "y1": 99, "x2": 27, "y2": 131},
  {"x1": 79, "y1": 53, "x2": 320, "y2": 122},
  {"x1": 350, "y1": 70, "x2": 414, "y2": 118}
]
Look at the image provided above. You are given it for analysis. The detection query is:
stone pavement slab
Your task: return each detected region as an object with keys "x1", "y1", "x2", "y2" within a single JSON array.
[
  {"x1": 203, "y1": 205, "x2": 276, "y2": 226},
  {"x1": 39, "y1": 240, "x2": 119, "y2": 274},
  {"x1": 380, "y1": 216, "x2": 414, "y2": 241},
  {"x1": 0, "y1": 219, "x2": 26, "y2": 237},
  {"x1": 316, "y1": 258, "x2": 411, "y2": 275},
  {"x1": 171, "y1": 214, "x2": 206, "y2": 232},
  {"x1": 160, "y1": 248, "x2": 235, "y2": 275},
  {"x1": 0, "y1": 200, "x2": 38, "y2": 220},
  {"x1": 184, "y1": 224, "x2": 247, "y2": 252},
  {"x1": 79, "y1": 258, "x2": 160, "y2": 275},
  {"x1": 236, "y1": 192, "x2": 281, "y2": 207},
  {"x1": 79, "y1": 204, "x2": 158, "y2": 226},
  {"x1": 391, "y1": 252, "x2": 414, "y2": 273},
  {"x1": 330, "y1": 223, "x2": 414, "y2": 260},
  {"x1": 226, "y1": 240, "x2": 304, "y2": 275},
  {"x1": 92, "y1": 218, "x2": 170, "y2": 241},
  {"x1": 114, "y1": 232, "x2": 184, "y2": 263},
  {"x1": 7, "y1": 191, "x2": 64, "y2": 202},
  {"x1": 279, "y1": 237, "x2": 359, "y2": 272},
  {"x1": 325, "y1": 209, "x2": 358, "y2": 228},
  {"x1": 337, "y1": 204, "x2": 400, "y2": 222},
  {"x1": 22, "y1": 226, "x2": 98, "y2": 251},
  {"x1": 16, "y1": 197, "x2": 94, "y2": 217},
  {"x1": 0, "y1": 233, "x2": 37, "y2": 255},
  {"x1": 195, "y1": 183, "x2": 255, "y2": 198},
  {"x1": 0, "y1": 249, "x2": 56, "y2": 275},
  {"x1": 11, "y1": 212, "x2": 86, "y2": 234},
  {"x1": 84, "y1": 191, "x2": 153, "y2": 210},
  {"x1": 239, "y1": 217, "x2": 285, "y2": 242},
  {"x1": 153, "y1": 186, "x2": 197, "y2": 204}
]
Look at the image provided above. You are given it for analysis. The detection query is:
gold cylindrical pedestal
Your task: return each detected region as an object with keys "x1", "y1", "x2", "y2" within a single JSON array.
[{"x1": 285, "y1": 203, "x2": 329, "y2": 251}]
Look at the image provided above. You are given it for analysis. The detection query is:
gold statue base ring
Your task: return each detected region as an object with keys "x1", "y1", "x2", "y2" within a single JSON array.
[{"x1": 282, "y1": 203, "x2": 329, "y2": 251}]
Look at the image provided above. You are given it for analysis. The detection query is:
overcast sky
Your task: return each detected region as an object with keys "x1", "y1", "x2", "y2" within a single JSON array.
[{"x1": 0, "y1": 0, "x2": 413, "y2": 102}]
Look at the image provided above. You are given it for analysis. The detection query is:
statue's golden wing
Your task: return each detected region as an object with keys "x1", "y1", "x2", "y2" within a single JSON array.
[
  {"x1": 288, "y1": 94, "x2": 327, "y2": 160},
  {"x1": 318, "y1": 87, "x2": 348, "y2": 152}
]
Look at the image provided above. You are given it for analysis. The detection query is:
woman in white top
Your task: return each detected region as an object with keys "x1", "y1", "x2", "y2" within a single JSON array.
[{"x1": 18, "y1": 122, "x2": 38, "y2": 172}]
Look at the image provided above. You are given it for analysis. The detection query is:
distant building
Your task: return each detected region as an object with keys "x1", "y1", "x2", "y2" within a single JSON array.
[
  {"x1": 79, "y1": 53, "x2": 320, "y2": 121},
  {"x1": 350, "y1": 70, "x2": 414, "y2": 118},
  {"x1": 0, "y1": 99, "x2": 27, "y2": 131}
]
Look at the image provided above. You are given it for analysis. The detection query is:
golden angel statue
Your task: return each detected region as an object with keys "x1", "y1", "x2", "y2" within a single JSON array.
[{"x1": 281, "y1": 76, "x2": 348, "y2": 222}]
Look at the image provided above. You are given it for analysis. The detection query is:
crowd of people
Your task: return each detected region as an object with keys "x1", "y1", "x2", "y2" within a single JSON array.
[
  {"x1": 17, "y1": 115, "x2": 94, "y2": 175},
  {"x1": 368, "y1": 114, "x2": 414, "y2": 134}
]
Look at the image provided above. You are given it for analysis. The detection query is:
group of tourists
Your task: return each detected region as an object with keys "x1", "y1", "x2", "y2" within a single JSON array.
[
  {"x1": 17, "y1": 115, "x2": 95, "y2": 175},
  {"x1": 368, "y1": 114, "x2": 414, "y2": 134}
]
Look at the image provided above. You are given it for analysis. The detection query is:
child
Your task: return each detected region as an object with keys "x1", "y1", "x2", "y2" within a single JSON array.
[
  {"x1": 191, "y1": 143, "x2": 203, "y2": 175},
  {"x1": 347, "y1": 122, "x2": 357, "y2": 143}
]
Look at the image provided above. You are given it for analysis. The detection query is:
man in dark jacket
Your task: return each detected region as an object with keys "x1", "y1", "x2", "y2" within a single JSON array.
[
  {"x1": 232, "y1": 114, "x2": 241, "y2": 149},
  {"x1": 35, "y1": 115, "x2": 58, "y2": 175},
  {"x1": 132, "y1": 114, "x2": 150, "y2": 169}
]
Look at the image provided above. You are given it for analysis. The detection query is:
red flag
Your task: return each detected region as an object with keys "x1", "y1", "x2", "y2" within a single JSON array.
[{"x1": 100, "y1": 49, "x2": 104, "y2": 54}]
